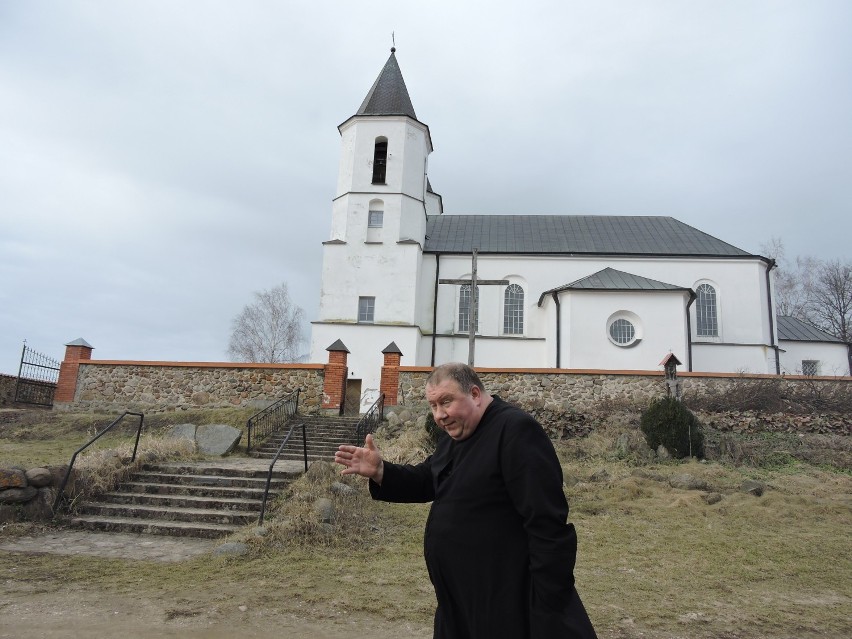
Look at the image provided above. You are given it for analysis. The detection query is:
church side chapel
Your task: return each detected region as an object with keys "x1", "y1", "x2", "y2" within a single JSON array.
[{"x1": 310, "y1": 49, "x2": 849, "y2": 409}]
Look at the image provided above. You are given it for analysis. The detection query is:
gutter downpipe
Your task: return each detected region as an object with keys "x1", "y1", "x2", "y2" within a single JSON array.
[
  {"x1": 431, "y1": 254, "x2": 440, "y2": 366},
  {"x1": 685, "y1": 292, "x2": 696, "y2": 372},
  {"x1": 552, "y1": 292, "x2": 561, "y2": 369},
  {"x1": 764, "y1": 259, "x2": 781, "y2": 374}
]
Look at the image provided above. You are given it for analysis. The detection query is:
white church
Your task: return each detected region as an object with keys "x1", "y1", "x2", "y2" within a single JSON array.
[{"x1": 310, "y1": 50, "x2": 850, "y2": 406}]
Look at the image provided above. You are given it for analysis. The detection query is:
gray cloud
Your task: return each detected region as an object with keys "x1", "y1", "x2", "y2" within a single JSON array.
[{"x1": 2, "y1": 0, "x2": 850, "y2": 371}]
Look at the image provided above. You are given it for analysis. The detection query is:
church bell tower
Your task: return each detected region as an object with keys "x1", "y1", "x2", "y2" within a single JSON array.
[{"x1": 310, "y1": 49, "x2": 441, "y2": 404}]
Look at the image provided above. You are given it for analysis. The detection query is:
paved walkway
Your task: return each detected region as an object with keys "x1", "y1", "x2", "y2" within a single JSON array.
[{"x1": 0, "y1": 530, "x2": 218, "y2": 562}]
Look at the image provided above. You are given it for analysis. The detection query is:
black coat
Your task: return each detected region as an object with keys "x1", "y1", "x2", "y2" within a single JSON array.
[{"x1": 370, "y1": 397, "x2": 597, "y2": 639}]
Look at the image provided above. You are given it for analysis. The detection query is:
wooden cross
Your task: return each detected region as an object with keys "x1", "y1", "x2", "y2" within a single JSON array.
[{"x1": 439, "y1": 249, "x2": 509, "y2": 365}]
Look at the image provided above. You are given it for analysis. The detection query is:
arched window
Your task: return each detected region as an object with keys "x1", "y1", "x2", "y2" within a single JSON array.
[
  {"x1": 368, "y1": 199, "x2": 384, "y2": 240},
  {"x1": 372, "y1": 137, "x2": 387, "y2": 184},
  {"x1": 696, "y1": 283, "x2": 718, "y2": 337},
  {"x1": 503, "y1": 284, "x2": 524, "y2": 334},
  {"x1": 458, "y1": 285, "x2": 479, "y2": 333}
]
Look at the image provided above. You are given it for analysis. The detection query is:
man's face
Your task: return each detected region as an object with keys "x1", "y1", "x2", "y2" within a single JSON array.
[{"x1": 425, "y1": 378, "x2": 483, "y2": 441}]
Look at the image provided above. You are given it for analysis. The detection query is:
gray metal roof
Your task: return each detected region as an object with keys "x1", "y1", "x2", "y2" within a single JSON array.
[
  {"x1": 566, "y1": 268, "x2": 687, "y2": 291},
  {"x1": 65, "y1": 338, "x2": 93, "y2": 348},
  {"x1": 424, "y1": 215, "x2": 754, "y2": 257},
  {"x1": 537, "y1": 268, "x2": 692, "y2": 306},
  {"x1": 777, "y1": 315, "x2": 844, "y2": 343},
  {"x1": 355, "y1": 50, "x2": 417, "y2": 119}
]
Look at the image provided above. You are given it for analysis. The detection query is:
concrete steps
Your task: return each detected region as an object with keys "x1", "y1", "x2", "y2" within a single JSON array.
[
  {"x1": 70, "y1": 460, "x2": 301, "y2": 539},
  {"x1": 252, "y1": 416, "x2": 362, "y2": 461}
]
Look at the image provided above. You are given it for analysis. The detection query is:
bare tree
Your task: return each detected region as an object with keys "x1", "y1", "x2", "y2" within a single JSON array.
[
  {"x1": 806, "y1": 259, "x2": 852, "y2": 343},
  {"x1": 764, "y1": 238, "x2": 852, "y2": 344},
  {"x1": 228, "y1": 283, "x2": 306, "y2": 363},
  {"x1": 762, "y1": 237, "x2": 810, "y2": 318}
]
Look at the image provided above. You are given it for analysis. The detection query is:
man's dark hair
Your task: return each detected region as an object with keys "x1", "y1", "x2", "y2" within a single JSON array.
[{"x1": 426, "y1": 362, "x2": 485, "y2": 394}]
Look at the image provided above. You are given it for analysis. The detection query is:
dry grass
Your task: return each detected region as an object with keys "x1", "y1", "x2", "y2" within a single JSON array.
[
  {"x1": 0, "y1": 407, "x2": 255, "y2": 467},
  {"x1": 1, "y1": 408, "x2": 850, "y2": 638},
  {"x1": 69, "y1": 435, "x2": 197, "y2": 507}
]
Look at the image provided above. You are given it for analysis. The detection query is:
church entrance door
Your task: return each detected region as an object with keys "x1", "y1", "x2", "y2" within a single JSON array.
[{"x1": 343, "y1": 379, "x2": 362, "y2": 416}]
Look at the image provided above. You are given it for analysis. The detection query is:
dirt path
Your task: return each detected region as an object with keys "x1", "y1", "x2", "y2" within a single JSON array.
[
  {"x1": 0, "y1": 527, "x2": 431, "y2": 638},
  {"x1": 0, "y1": 589, "x2": 432, "y2": 638}
]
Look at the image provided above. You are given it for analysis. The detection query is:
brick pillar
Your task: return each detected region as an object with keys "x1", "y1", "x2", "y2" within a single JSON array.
[
  {"x1": 380, "y1": 341, "x2": 402, "y2": 406},
  {"x1": 322, "y1": 340, "x2": 350, "y2": 411},
  {"x1": 55, "y1": 338, "x2": 94, "y2": 404}
]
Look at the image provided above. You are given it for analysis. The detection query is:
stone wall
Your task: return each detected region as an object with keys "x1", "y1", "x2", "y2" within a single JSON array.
[
  {"x1": 397, "y1": 367, "x2": 852, "y2": 415},
  {"x1": 0, "y1": 374, "x2": 16, "y2": 406},
  {"x1": 63, "y1": 362, "x2": 326, "y2": 412},
  {"x1": 0, "y1": 466, "x2": 64, "y2": 523}
]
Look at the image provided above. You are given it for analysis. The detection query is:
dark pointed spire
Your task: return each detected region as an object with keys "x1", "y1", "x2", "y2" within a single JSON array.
[{"x1": 355, "y1": 49, "x2": 417, "y2": 119}]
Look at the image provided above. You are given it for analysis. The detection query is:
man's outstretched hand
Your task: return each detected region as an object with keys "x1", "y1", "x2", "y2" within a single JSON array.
[{"x1": 335, "y1": 433, "x2": 384, "y2": 485}]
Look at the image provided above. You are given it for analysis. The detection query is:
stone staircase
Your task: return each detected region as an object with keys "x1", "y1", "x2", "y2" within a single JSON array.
[
  {"x1": 251, "y1": 415, "x2": 362, "y2": 462},
  {"x1": 70, "y1": 460, "x2": 302, "y2": 539}
]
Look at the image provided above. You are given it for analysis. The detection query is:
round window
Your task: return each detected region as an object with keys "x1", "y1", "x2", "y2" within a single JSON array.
[{"x1": 609, "y1": 318, "x2": 636, "y2": 345}]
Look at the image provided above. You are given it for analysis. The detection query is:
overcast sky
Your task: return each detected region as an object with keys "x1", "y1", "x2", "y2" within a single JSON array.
[{"x1": 1, "y1": 0, "x2": 850, "y2": 374}]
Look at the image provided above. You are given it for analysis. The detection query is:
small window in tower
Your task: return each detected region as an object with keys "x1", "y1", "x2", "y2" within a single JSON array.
[
  {"x1": 368, "y1": 210, "x2": 384, "y2": 228},
  {"x1": 358, "y1": 296, "x2": 375, "y2": 323},
  {"x1": 372, "y1": 138, "x2": 388, "y2": 184}
]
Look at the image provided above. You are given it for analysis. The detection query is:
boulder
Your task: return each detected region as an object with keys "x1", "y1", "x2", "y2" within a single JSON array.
[
  {"x1": 213, "y1": 542, "x2": 249, "y2": 557},
  {"x1": 25, "y1": 467, "x2": 53, "y2": 488},
  {"x1": 167, "y1": 423, "x2": 197, "y2": 442},
  {"x1": 0, "y1": 486, "x2": 37, "y2": 504},
  {"x1": 314, "y1": 497, "x2": 334, "y2": 523},
  {"x1": 22, "y1": 487, "x2": 55, "y2": 520},
  {"x1": 0, "y1": 504, "x2": 16, "y2": 524},
  {"x1": 656, "y1": 445, "x2": 672, "y2": 460},
  {"x1": 330, "y1": 481, "x2": 354, "y2": 496},
  {"x1": 195, "y1": 424, "x2": 241, "y2": 456},
  {"x1": 669, "y1": 474, "x2": 710, "y2": 491},
  {"x1": 702, "y1": 492, "x2": 723, "y2": 505},
  {"x1": 0, "y1": 469, "x2": 26, "y2": 489},
  {"x1": 631, "y1": 469, "x2": 666, "y2": 483},
  {"x1": 742, "y1": 479, "x2": 766, "y2": 497},
  {"x1": 588, "y1": 468, "x2": 610, "y2": 483}
]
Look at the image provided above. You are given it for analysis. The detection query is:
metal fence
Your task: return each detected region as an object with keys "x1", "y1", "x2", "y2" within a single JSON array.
[{"x1": 15, "y1": 343, "x2": 60, "y2": 407}]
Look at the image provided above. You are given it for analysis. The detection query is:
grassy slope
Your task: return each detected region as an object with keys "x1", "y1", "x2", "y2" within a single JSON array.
[{"x1": 1, "y1": 408, "x2": 850, "y2": 638}]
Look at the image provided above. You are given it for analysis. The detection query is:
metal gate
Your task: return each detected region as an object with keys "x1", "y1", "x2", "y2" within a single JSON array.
[{"x1": 15, "y1": 343, "x2": 60, "y2": 407}]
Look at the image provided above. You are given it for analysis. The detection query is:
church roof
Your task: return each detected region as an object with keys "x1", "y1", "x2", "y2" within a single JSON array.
[
  {"x1": 537, "y1": 267, "x2": 692, "y2": 306},
  {"x1": 354, "y1": 49, "x2": 417, "y2": 119},
  {"x1": 777, "y1": 315, "x2": 844, "y2": 343},
  {"x1": 424, "y1": 215, "x2": 754, "y2": 258}
]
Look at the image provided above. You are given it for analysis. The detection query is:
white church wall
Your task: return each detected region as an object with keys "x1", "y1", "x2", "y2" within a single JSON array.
[
  {"x1": 336, "y1": 117, "x2": 430, "y2": 197},
  {"x1": 562, "y1": 290, "x2": 689, "y2": 370},
  {"x1": 315, "y1": 242, "x2": 422, "y2": 325},
  {"x1": 425, "y1": 190, "x2": 442, "y2": 216},
  {"x1": 310, "y1": 323, "x2": 422, "y2": 411},
  {"x1": 691, "y1": 343, "x2": 773, "y2": 374},
  {"x1": 424, "y1": 335, "x2": 548, "y2": 368},
  {"x1": 422, "y1": 253, "x2": 774, "y2": 373},
  {"x1": 779, "y1": 341, "x2": 850, "y2": 377}
]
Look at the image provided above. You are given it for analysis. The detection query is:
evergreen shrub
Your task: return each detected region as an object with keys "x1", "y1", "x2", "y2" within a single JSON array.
[{"x1": 640, "y1": 397, "x2": 705, "y2": 459}]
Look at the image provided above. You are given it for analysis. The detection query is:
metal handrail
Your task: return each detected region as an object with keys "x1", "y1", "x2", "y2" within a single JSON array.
[
  {"x1": 355, "y1": 393, "x2": 384, "y2": 443},
  {"x1": 258, "y1": 421, "x2": 308, "y2": 525},
  {"x1": 246, "y1": 389, "x2": 301, "y2": 452},
  {"x1": 52, "y1": 411, "x2": 145, "y2": 514}
]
